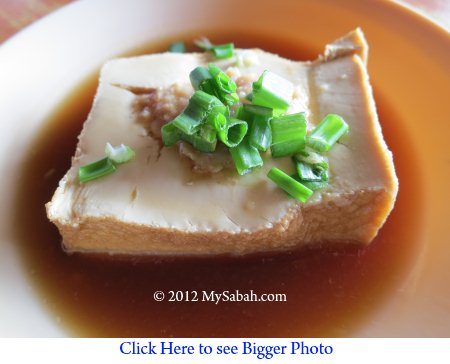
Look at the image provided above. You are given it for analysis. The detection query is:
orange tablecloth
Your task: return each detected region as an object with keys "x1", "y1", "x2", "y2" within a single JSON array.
[{"x1": 0, "y1": 0, "x2": 448, "y2": 44}]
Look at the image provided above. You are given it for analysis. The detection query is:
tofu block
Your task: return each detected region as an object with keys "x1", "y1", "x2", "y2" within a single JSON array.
[{"x1": 46, "y1": 29, "x2": 398, "y2": 255}]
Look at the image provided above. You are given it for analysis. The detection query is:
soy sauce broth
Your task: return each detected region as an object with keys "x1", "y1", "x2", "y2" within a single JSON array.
[{"x1": 13, "y1": 32, "x2": 423, "y2": 337}]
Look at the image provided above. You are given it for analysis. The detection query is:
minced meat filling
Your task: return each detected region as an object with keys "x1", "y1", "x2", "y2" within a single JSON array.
[
  {"x1": 132, "y1": 70, "x2": 255, "y2": 174},
  {"x1": 132, "y1": 84, "x2": 191, "y2": 140}
]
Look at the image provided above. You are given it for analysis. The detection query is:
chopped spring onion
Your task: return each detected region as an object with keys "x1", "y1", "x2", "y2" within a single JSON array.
[
  {"x1": 249, "y1": 115, "x2": 272, "y2": 152},
  {"x1": 291, "y1": 174, "x2": 328, "y2": 191},
  {"x1": 294, "y1": 147, "x2": 329, "y2": 170},
  {"x1": 294, "y1": 148, "x2": 329, "y2": 182},
  {"x1": 207, "y1": 111, "x2": 227, "y2": 132},
  {"x1": 164, "y1": 121, "x2": 217, "y2": 153},
  {"x1": 230, "y1": 137, "x2": 263, "y2": 175},
  {"x1": 172, "y1": 112, "x2": 201, "y2": 136},
  {"x1": 246, "y1": 92, "x2": 253, "y2": 102},
  {"x1": 189, "y1": 66, "x2": 212, "y2": 90},
  {"x1": 295, "y1": 160, "x2": 326, "y2": 182},
  {"x1": 198, "y1": 79, "x2": 218, "y2": 97},
  {"x1": 241, "y1": 104, "x2": 273, "y2": 151},
  {"x1": 194, "y1": 36, "x2": 213, "y2": 49},
  {"x1": 208, "y1": 63, "x2": 239, "y2": 106},
  {"x1": 181, "y1": 124, "x2": 217, "y2": 153},
  {"x1": 252, "y1": 70, "x2": 294, "y2": 114},
  {"x1": 318, "y1": 167, "x2": 329, "y2": 182},
  {"x1": 168, "y1": 42, "x2": 185, "y2": 53},
  {"x1": 208, "y1": 64, "x2": 236, "y2": 93},
  {"x1": 105, "y1": 143, "x2": 135, "y2": 164},
  {"x1": 302, "y1": 180, "x2": 328, "y2": 191},
  {"x1": 270, "y1": 112, "x2": 307, "y2": 158},
  {"x1": 194, "y1": 37, "x2": 234, "y2": 59},
  {"x1": 173, "y1": 91, "x2": 224, "y2": 135},
  {"x1": 267, "y1": 167, "x2": 313, "y2": 203},
  {"x1": 236, "y1": 105, "x2": 252, "y2": 121},
  {"x1": 161, "y1": 121, "x2": 181, "y2": 146},
  {"x1": 199, "y1": 123, "x2": 217, "y2": 144},
  {"x1": 198, "y1": 79, "x2": 238, "y2": 106},
  {"x1": 307, "y1": 114, "x2": 349, "y2": 153},
  {"x1": 211, "y1": 43, "x2": 234, "y2": 59},
  {"x1": 190, "y1": 64, "x2": 239, "y2": 106},
  {"x1": 79, "y1": 157, "x2": 116, "y2": 183},
  {"x1": 243, "y1": 103, "x2": 273, "y2": 117},
  {"x1": 79, "y1": 143, "x2": 135, "y2": 183},
  {"x1": 210, "y1": 102, "x2": 228, "y2": 117},
  {"x1": 236, "y1": 104, "x2": 271, "y2": 120},
  {"x1": 221, "y1": 89, "x2": 239, "y2": 107},
  {"x1": 217, "y1": 118, "x2": 248, "y2": 147},
  {"x1": 160, "y1": 63, "x2": 347, "y2": 200}
]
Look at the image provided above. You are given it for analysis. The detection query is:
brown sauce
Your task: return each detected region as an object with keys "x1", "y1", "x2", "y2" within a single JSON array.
[{"x1": 13, "y1": 32, "x2": 424, "y2": 337}]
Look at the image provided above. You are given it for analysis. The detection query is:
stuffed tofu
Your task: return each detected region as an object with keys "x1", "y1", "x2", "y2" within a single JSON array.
[{"x1": 46, "y1": 29, "x2": 398, "y2": 255}]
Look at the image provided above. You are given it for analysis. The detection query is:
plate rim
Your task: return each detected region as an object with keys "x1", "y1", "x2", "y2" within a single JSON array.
[{"x1": 0, "y1": 0, "x2": 449, "y2": 338}]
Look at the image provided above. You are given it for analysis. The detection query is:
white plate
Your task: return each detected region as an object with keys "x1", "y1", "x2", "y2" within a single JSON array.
[{"x1": 1, "y1": 0, "x2": 449, "y2": 337}]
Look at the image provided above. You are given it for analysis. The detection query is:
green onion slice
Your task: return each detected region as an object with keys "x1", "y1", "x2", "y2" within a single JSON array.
[
  {"x1": 301, "y1": 180, "x2": 328, "y2": 191},
  {"x1": 294, "y1": 147, "x2": 329, "y2": 182},
  {"x1": 295, "y1": 160, "x2": 324, "y2": 182},
  {"x1": 294, "y1": 147, "x2": 329, "y2": 170},
  {"x1": 105, "y1": 143, "x2": 135, "y2": 164},
  {"x1": 317, "y1": 167, "x2": 329, "y2": 182},
  {"x1": 207, "y1": 63, "x2": 239, "y2": 106},
  {"x1": 198, "y1": 79, "x2": 217, "y2": 97},
  {"x1": 252, "y1": 70, "x2": 293, "y2": 114},
  {"x1": 198, "y1": 78, "x2": 239, "y2": 106},
  {"x1": 208, "y1": 63, "x2": 236, "y2": 93},
  {"x1": 189, "y1": 66, "x2": 212, "y2": 90},
  {"x1": 249, "y1": 115, "x2": 272, "y2": 152},
  {"x1": 168, "y1": 42, "x2": 186, "y2": 53},
  {"x1": 222, "y1": 92, "x2": 240, "y2": 106},
  {"x1": 173, "y1": 91, "x2": 224, "y2": 135},
  {"x1": 161, "y1": 121, "x2": 181, "y2": 146},
  {"x1": 181, "y1": 124, "x2": 217, "y2": 153},
  {"x1": 241, "y1": 104, "x2": 273, "y2": 151},
  {"x1": 79, "y1": 157, "x2": 116, "y2": 183},
  {"x1": 211, "y1": 43, "x2": 234, "y2": 59},
  {"x1": 172, "y1": 112, "x2": 200, "y2": 136},
  {"x1": 160, "y1": 63, "x2": 346, "y2": 199},
  {"x1": 230, "y1": 137, "x2": 263, "y2": 175},
  {"x1": 270, "y1": 112, "x2": 307, "y2": 158},
  {"x1": 194, "y1": 37, "x2": 234, "y2": 59},
  {"x1": 199, "y1": 123, "x2": 217, "y2": 144},
  {"x1": 307, "y1": 114, "x2": 349, "y2": 153},
  {"x1": 194, "y1": 36, "x2": 213, "y2": 50},
  {"x1": 217, "y1": 118, "x2": 248, "y2": 147},
  {"x1": 236, "y1": 104, "x2": 272, "y2": 121},
  {"x1": 243, "y1": 103, "x2": 273, "y2": 117},
  {"x1": 267, "y1": 167, "x2": 313, "y2": 203},
  {"x1": 207, "y1": 111, "x2": 227, "y2": 132},
  {"x1": 291, "y1": 174, "x2": 328, "y2": 191},
  {"x1": 235, "y1": 105, "x2": 252, "y2": 122}
]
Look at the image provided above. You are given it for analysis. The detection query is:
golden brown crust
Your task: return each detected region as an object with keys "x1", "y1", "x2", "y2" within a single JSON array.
[{"x1": 52, "y1": 188, "x2": 391, "y2": 255}]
